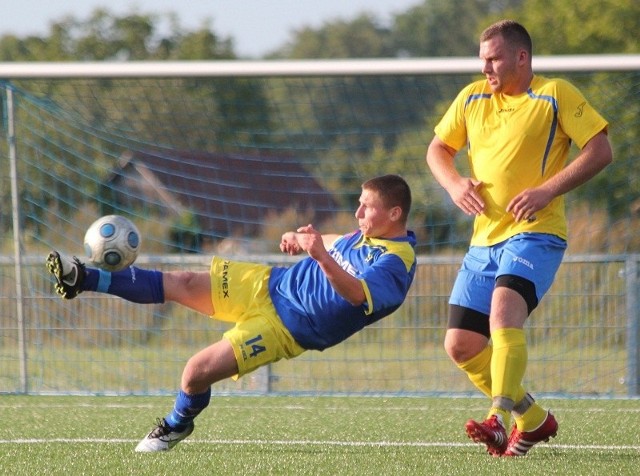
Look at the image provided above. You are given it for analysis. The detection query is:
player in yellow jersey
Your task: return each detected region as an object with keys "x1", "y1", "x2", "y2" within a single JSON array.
[{"x1": 426, "y1": 20, "x2": 612, "y2": 457}]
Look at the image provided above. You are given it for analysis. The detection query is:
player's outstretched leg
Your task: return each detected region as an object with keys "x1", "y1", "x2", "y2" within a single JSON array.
[
  {"x1": 135, "y1": 418, "x2": 195, "y2": 452},
  {"x1": 46, "y1": 251, "x2": 86, "y2": 299},
  {"x1": 465, "y1": 414, "x2": 508, "y2": 456},
  {"x1": 504, "y1": 411, "x2": 558, "y2": 456}
]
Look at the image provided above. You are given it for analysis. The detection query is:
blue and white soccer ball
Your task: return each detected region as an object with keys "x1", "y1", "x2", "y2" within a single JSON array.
[{"x1": 83, "y1": 215, "x2": 141, "y2": 272}]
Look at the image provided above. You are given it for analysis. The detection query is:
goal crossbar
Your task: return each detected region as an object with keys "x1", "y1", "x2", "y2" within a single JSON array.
[{"x1": 0, "y1": 54, "x2": 638, "y2": 78}]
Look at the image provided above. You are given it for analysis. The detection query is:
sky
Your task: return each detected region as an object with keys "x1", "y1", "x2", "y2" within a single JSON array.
[{"x1": 2, "y1": 0, "x2": 422, "y2": 58}]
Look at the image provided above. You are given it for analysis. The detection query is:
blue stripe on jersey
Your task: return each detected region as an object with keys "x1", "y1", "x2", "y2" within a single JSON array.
[
  {"x1": 464, "y1": 93, "x2": 492, "y2": 109},
  {"x1": 527, "y1": 88, "x2": 559, "y2": 175},
  {"x1": 463, "y1": 93, "x2": 492, "y2": 151},
  {"x1": 269, "y1": 230, "x2": 417, "y2": 351}
]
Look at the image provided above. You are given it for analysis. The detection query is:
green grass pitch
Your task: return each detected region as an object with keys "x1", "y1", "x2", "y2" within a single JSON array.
[{"x1": 1, "y1": 395, "x2": 638, "y2": 475}]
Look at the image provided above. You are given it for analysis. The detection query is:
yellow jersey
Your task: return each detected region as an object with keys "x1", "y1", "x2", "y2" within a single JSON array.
[{"x1": 434, "y1": 75, "x2": 608, "y2": 246}]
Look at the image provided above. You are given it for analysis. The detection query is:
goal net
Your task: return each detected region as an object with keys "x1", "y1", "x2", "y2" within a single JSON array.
[{"x1": 1, "y1": 56, "x2": 639, "y2": 396}]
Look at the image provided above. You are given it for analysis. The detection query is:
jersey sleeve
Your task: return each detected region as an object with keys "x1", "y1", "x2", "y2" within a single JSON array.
[
  {"x1": 359, "y1": 251, "x2": 414, "y2": 316},
  {"x1": 556, "y1": 78, "x2": 609, "y2": 149},
  {"x1": 434, "y1": 82, "x2": 478, "y2": 151}
]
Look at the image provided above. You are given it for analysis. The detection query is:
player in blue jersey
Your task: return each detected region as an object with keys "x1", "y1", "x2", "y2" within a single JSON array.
[{"x1": 46, "y1": 174, "x2": 417, "y2": 452}]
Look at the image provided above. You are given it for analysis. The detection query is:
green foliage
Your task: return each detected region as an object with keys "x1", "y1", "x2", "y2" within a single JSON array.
[
  {"x1": 506, "y1": 0, "x2": 640, "y2": 55},
  {"x1": 0, "y1": 9, "x2": 235, "y2": 61},
  {"x1": 392, "y1": 0, "x2": 525, "y2": 57},
  {"x1": 275, "y1": 14, "x2": 395, "y2": 59},
  {"x1": 1, "y1": 2, "x2": 637, "y2": 61},
  {"x1": 272, "y1": 0, "x2": 529, "y2": 59}
]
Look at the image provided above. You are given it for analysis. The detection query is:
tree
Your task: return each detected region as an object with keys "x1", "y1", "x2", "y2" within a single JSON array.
[
  {"x1": 0, "y1": 9, "x2": 268, "y2": 150},
  {"x1": 506, "y1": 0, "x2": 639, "y2": 54},
  {"x1": 272, "y1": 14, "x2": 394, "y2": 59},
  {"x1": 0, "y1": 9, "x2": 235, "y2": 62},
  {"x1": 392, "y1": 0, "x2": 525, "y2": 57}
]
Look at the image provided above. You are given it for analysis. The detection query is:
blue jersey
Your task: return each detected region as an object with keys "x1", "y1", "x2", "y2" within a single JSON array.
[{"x1": 268, "y1": 230, "x2": 417, "y2": 350}]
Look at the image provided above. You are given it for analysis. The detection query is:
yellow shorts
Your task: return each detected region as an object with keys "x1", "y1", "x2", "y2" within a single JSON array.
[{"x1": 209, "y1": 256, "x2": 305, "y2": 378}]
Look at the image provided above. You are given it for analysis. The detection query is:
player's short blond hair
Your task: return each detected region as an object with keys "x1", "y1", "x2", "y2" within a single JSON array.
[{"x1": 480, "y1": 19, "x2": 532, "y2": 56}]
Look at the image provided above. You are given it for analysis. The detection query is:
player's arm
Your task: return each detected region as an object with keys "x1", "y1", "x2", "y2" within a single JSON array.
[
  {"x1": 507, "y1": 130, "x2": 612, "y2": 221},
  {"x1": 426, "y1": 136, "x2": 485, "y2": 216},
  {"x1": 280, "y1": 231, "x2": 341, "y2": 255},
  {"x1": 281, "y1": 225, "x2": 365, "y2": 306}
]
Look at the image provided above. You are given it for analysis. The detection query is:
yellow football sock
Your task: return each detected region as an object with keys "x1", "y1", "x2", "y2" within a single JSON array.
[
  {"x1": 456, "y1": 344, "x2": 528, "y2": 405},
  {"x1": 456, "y1": 345, "x2": 492, "y2": 398},
  {"x1": 491, "y1": 328, "x2": 528, "y2": 428},
  {"x1": 515, "y1": 402, "x2": 547, "y2": 431}
]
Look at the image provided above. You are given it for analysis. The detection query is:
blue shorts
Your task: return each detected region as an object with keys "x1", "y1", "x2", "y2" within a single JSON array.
[{"x1": 449, "y1": 233, "x2": 567, "y2": 316}]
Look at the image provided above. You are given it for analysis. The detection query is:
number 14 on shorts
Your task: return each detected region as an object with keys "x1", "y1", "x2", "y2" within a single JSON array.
[{"x1": 244, "y1": 335, "x2": 266, "y2": 359}]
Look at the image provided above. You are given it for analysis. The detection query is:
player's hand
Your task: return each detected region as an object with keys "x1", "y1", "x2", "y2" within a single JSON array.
[
  {"x1": 280, "y1": 231, "x2": 303, "y2": 255},
  {"x1": 280, "y1": 225, "x2": 328, "y2": 259},
  {"x1": 449, "y1": 178, "x2": 485, "y2": 216},
  {"x1": 507, "y1": 187, "x2": 551, "y2": 222},
  {"x1": 292, "y1": 224, "x2": 328, "y2": 261}
]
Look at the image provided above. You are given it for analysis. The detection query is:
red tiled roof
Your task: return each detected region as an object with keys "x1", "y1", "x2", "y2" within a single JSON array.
[{"x1": 107, "y1": 149, "x2": 338, "y2": 238}]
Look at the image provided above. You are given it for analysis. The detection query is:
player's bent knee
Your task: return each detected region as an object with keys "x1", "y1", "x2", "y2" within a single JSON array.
[
  {"x1": 181, "y1": 341, "x2": 238, "y2": 392},
  {"x1": 444, "y1": 336, "x2": 467, "y2": 363},
  {"x1": 445, "y1": 306, "x2": 491, "y2": 362},
  {"x1": 444, "y1": 329, "x2": 488, "y2": 363}
]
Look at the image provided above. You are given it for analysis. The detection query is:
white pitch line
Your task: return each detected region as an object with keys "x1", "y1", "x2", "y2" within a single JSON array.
[
  {"x1": 1, "y1": 403, "x2": 639, "y2": 413},
  {"x1": 0, "y1": 438, "x2": 638, "y2": 452}
]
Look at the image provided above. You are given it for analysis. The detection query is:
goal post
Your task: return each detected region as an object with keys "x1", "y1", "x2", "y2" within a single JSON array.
[{"x1": 0, "y1": 56, "x2": 639, "y2": 396}]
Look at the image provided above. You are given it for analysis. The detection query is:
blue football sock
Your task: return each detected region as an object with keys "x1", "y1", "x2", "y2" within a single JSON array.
[
  {"x1": 83, "y1": 266, "x2": 165, "y2": 304},
  {"x1": 165, "y1": 388, "x2": 212, "y2": 431}
]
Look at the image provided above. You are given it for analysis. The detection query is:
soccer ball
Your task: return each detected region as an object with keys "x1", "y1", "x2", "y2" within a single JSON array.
[{"x1": 83, "y1": 215, "x2": 141, "y2": 271}]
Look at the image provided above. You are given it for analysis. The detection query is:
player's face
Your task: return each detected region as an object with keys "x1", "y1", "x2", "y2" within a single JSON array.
[
  {"x1": 479, "y1": 35, "x2": 522, "y2": 95},
  {"x1": 355, "y1": 189, "x2": 397, "y2": 238}
]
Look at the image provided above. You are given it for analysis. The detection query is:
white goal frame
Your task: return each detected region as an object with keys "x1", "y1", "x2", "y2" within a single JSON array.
[
  {"x1": 2, "y1": 55, "x2": 639, "y2": 396},
  {"x1": 0, "y1": 54, "x2": 639, "y2": 78}
]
